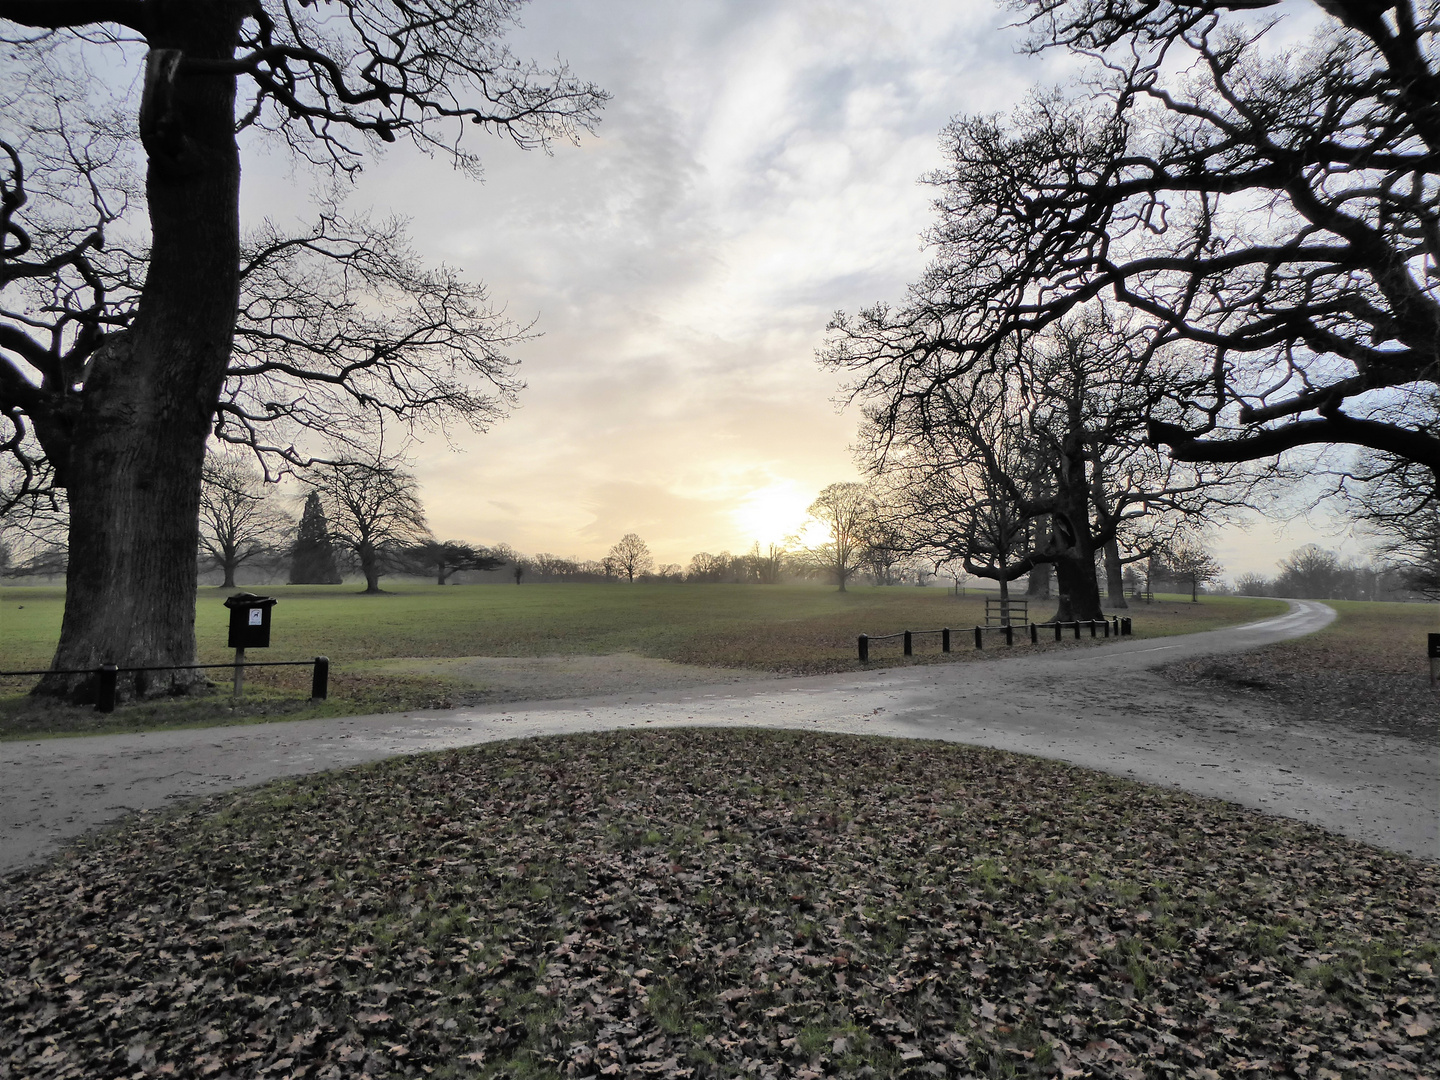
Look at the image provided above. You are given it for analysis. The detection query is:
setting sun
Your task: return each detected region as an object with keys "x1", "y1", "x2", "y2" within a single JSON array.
[{"x1": 730, "y1": 482, "x2": 818, "y2": 547}]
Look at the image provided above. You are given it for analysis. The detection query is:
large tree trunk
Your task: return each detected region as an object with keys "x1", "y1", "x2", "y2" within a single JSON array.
[
  {"x1": 1103, "y1": 538, "x2": 1128, "y2": 610},
  {"x1": 1051, "y1": 547, "x2": 1104, "y2": 622},
  {"x1": 1026, "y1": 561, "x2": 1052, "y2": 599},
  {"x1": 359, "y1": 545, "x2": 383, "y2": 593},
  {"x1": 34, "y1": 7, "x2": 245, "y2": 702}
]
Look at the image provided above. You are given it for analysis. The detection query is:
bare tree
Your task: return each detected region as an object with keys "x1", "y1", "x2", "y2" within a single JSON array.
[
  {"x1": 748, "y1": 542, "x2": 786, "y2": 585},
  {"x1": 1162, "y1": 536, "x2": 1224, "y2": 604},
  {"x1": 828, "y1": 0, "x2": 1439, "y2": 572},
  {"x1": 794, "y1": 483, "x2": 875, "y2": 593},
  {"x1": 1330, "y1": 430, "x2": 1440, "y2": 600},
  {"x1": 1235, "y1": 572, "x2": 1271, "y2": 598},
  {"x1": 489, "y1": 543, "x2": 528, "y2": 584},
  {"x1": 531, "y1": 552, "x2": 579, "y2": 581},
  {"x1": 687, "y1": 552, "x2": 729, "y2": 583},
  {"x1": 198, "y1": 458, "x2": 292, "y2": 589},
  {"x1": 1274, "y1": 545, "x2": 1346, "y2": 600},
  {"x1": 0, "y1": 461, "x2": 68, "y2": 579},
  {"x1": 607, "y1": 533, "x2": 654, "y2": 583},
  {"x1": 836, "y1": 312, "x2": 1247, "y2": 621},
  {"x1": 0, "y1": 3, "x2": 603, "y2": 699},
  {"x1": 305, "y1": 458, "x2": 432, "y2": 594}
]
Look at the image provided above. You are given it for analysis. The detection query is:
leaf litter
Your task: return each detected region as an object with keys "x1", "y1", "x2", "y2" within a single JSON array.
[{"x1": 2, "y1": 729, "x2": 1435, "y2": 1079}]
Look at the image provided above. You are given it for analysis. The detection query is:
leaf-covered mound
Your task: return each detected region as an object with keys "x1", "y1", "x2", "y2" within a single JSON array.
[{"x1": 2, "y1": 730, "x2": 1435, "y2": 1080}]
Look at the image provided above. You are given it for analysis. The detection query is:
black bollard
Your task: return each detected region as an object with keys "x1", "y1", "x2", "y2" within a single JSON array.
[
  {"x1": 1029, "y1": 622, "x2": 1038, "y2": 644},
  {"x1": 942, "y1": 628, "x2": 951, "y2": 653},
  {"x1": 311, "y1": 656, "x2": 330, "y2": 700},
  {"x1": 858, "y1": 635, "x2": 869, "y2": 662},
  {"x1": 974, "y1": 626, "x2": 983, "y2": 649},
  {"x1": 903, "y1": 630, "x2": 913, "y2": 657},
  {"x1": 95, "y1": 664, "x2": 118, "y2": 714}
]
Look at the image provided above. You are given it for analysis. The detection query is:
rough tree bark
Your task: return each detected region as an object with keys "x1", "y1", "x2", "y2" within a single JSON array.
[
  {"x1": 32, "y1": 4, "x2": 247, "y2": 699},
  {"x1": 1102, "y1": 538, "x2": 1128, "y2": 610}
]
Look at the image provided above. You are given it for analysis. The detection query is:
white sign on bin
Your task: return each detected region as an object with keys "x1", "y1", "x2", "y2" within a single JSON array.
[{"x1": 248, "y1": 608, "x2": 263, "y2": 626}]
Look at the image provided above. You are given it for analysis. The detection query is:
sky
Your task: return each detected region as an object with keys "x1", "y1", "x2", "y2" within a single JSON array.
[{"x1": 239, "y1": 0, "x2": 1353, "y2": 579}]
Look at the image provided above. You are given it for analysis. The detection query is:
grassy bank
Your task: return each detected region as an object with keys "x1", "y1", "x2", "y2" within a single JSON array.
[
  {"x1": 1258, "y1": 599, "x2": 1439, "y2": 676},
  {"x1": 0, "y1": 586, "x2": 1283, "y2": 739},
  {"x1": 3, "y1": 729, "x2": 1434, "y2": 1078},
  {"x1": 1165, "y1": 598, "x2": 1439, "y2": 743}
]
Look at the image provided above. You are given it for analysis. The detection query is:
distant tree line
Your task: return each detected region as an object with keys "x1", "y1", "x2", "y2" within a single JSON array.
[
  {"x1": 9, "y1": 455, "x2": 1430, "y2": 602},
  {"x1": 1234, "y1": 546, "x2": 1431, "y2": 603}
]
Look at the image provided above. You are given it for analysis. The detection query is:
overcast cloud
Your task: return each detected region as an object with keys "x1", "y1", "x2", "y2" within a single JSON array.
[{"x1": 240, "y1": 0, "x2": 1344, "y2": 576}]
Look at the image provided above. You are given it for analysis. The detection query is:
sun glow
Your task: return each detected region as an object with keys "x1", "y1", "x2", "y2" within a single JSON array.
[{"x1": 731, "y1": 482, "x2": 815, "y2": 547}]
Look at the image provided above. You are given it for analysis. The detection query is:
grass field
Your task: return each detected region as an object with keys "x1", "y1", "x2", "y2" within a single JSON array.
[
  {"x1": 1164, "y1": 598, "x2": 1439, "y2": 744},
  {"x1": 3, "y1": 728, "x2": 1434, "y2": 1078},
  {"x1": 0, "y1": 584, "x2": 1285, "y2": 670},
  {"x1": 0, "y1": 585, "x2": 1286, "y2": 738},
  {"x1": 1255, "y1": 599, "x2": 1439, "y2": 676}
]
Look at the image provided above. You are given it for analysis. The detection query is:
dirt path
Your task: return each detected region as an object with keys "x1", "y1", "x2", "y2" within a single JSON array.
[{"x1": 3, "y1": 600, "x2": 1435, "y2": 876}]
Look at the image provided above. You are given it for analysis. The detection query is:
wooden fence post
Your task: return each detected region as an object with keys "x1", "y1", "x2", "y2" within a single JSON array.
[
  {"x1": 95, "y1": 664, "x2": 118, "y2": 714},
  {"x1": 311, "y1": 657, "x2": 330, "y2": 700}
]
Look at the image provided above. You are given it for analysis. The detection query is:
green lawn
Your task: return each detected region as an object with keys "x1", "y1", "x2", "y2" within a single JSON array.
[
  {"x1": 0, "y1": 583, "x2": 1286, "y2": 670},
  {"x1": 1255, "y1": 598, "x2": 1440, "y2": 676},
  {"x1": 0, "y1": 585, "x2": 1286, "y2": 738}
]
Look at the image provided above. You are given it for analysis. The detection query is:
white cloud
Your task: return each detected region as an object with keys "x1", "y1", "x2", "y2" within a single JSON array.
[{"x1": 239, "y1": 0, "x2": 1351, "y2": 573}]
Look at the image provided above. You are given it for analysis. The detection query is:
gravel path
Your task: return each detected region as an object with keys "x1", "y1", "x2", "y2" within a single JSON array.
[{"x1": 3, "y1": 599, "x2": 1435, "y2": 876}]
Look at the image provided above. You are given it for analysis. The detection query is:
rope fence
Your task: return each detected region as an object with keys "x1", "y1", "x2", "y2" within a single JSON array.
[{"x1": 857, "y1": 618, "x2": 1131, "y2": 662}]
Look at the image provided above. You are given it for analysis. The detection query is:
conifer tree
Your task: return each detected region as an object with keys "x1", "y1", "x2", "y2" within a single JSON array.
[{"x1": 289, "y1": 493, "x2": 342, "y2": 585}]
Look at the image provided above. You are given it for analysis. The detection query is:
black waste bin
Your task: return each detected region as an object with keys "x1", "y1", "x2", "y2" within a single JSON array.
[{"x1": 225, "y1": 593, "x2": 278, "y2": 649}]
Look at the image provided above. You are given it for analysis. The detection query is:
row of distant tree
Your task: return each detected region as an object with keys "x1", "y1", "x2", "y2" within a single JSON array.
[
  {"x1": 0, "y1": 454, "x2": 467, "y2": 594},
  {"x1": 1232, "y1": 546, "x2": 1429, "y2": 604},
  {"x1": 0, "y1": 458, "x2": 923, "y2": 592},
  {"x1": 5, "y1": 452, "x2": 1433, "y2": 609}
]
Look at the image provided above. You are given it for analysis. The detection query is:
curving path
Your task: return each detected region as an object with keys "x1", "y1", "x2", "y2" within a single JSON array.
[{"x1": 3, "y1": 600, "x2": 1435, "y2": 876}]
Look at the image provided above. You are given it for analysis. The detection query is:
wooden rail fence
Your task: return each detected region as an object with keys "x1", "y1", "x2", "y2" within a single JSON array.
[{"x1": 857, "y1": 618, "x2": 1131, "y2": 662}]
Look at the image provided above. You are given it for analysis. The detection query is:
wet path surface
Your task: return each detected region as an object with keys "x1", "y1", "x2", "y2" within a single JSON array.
[{"x1": 3, "y1": 600, "x2": 1435, "y2": 875}]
